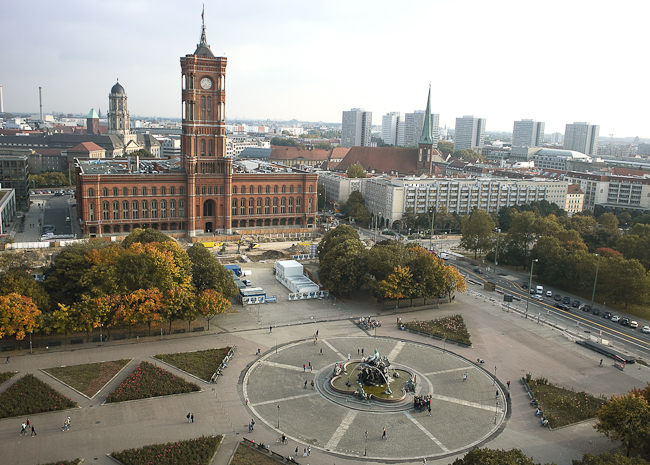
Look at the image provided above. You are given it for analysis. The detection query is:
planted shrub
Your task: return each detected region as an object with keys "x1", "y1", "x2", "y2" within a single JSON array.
[
  {"x1": 112, "y1": 436, "x2": 221, "y2": 465},
  {"x1": 0, "y1": 374, "x2": 77, "y2": 419}
]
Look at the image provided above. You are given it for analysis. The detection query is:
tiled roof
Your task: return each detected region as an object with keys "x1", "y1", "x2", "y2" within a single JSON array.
[
  {"x1": 567, "y1": 184, "x2": 584, "y2": 194},
  {"x1": 69, "y1": 141, "x2": 105, "y2": 152},
  {"x1": 335, "y1": 147, "x2": 419, "y2": 175},
  {"x1": 270, "y1": 146, "x2": 330, "y2": 161}
]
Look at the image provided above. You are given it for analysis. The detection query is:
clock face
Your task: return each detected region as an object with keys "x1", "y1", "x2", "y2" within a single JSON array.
[{"x1": 200, "y1": 77, "x2": 212, "y2": 89}]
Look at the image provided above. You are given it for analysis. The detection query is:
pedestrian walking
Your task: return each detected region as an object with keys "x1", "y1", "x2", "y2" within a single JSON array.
[
  {"x1": 311, "y1": 380, "x2": 314, "y2": 389},
  {"x1": 357, "y1": 348, "x2": 360, "y2": 355},
  {"x1": 347, "y1": 353, "x2": 351, "y2": 361},
  {"x1": 319, "y1": 348, "x2": 323, "y2": 355},
  {"x1": 361, "y1": 348, "x2": 364, "y2": 356},
  {"x1": 20, "y1": 423, "x2": 26, "y2": 436},
  {"x1": 5, "y1": 356, "x2": 9, "y2": 364},
  {"x1": 308, "y1": 361, "x2": 311, "y2": 370},
  {"x1": 295, "y1": 447, "x2": 299, "y2": 456},
  {"x1": 304, "y1": 380, "x2": 308, "y2": 389},
  {"x1": 316, "y1": 330, "x2": 318, "y2": 337},
  {"x1": 495, "y1": 390, "x2": 499, "y2": 399},
  {"x1": 26, "y1": 418, "x2": 30, "y2": 429},
  {"x1": 599, "y1": 359, "x2": 603, "y2": 367},
  {"x1": 428, "y1": 405, "x2": 431, "y2": 416},
  {"x1": 31, "y1": 425, "x2": 36, "y2": 437},
  {"x1": 303, "y1": 364, "x2": 306, "y2": 371},
  {"x1": 507, "y1": 380, "x2": 510, "y2": 390},
  {"x1": 462, "y1": 372, "x2": 467, "y2": 382},
  {"x1": 307, "y1": 445, "x2": 311, "y2": 456},
  {"x1": 269, "y1": 326, "x2": 272, "y2": 333},
  {"x1": 191, "y1": 413, "x2": 194, "y2": 423},
  {"x1": 382, "y1": 428, "x2": 387, "y2": 440},
  {"x1": 187, "y1": 412, "x2": 191, "y2": 423}
]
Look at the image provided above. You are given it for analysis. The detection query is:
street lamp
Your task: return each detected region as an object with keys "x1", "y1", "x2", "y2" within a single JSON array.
[
  {"x1": 494, "y1": 228, "x2": 501, "y2": 275},
  {"x1": 100, "y1": 323, "x2": 103, "y2": 346},
  {"x1": 525, "y1": 259, "x2": 538, "y2": 319},
  {"x1": 364, "y1": 430, "x2": 368, "y2": 456},
  {"x1": 277, "y1": 405, "x2": 280, "y2": 429},
  {"x1": 30, "y1": 331, "x2": 33, "y2": 354},
  {"x1": 494, "y1": 365, "x2": 497, "y2": 385},
  {"x1": 590, "y1": 254, "x2": 600, "y2": 310},
  {"x1": 429, "y1": 207, "x2": 435, "y2": 251}
]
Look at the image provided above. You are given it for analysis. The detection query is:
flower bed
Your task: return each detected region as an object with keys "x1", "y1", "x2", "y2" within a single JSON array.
[
  {"x1": 0, "y1": 374, "x2": 77, "y2": 419},
  {"x1": 231, "y1": 443, "x2": 280, "y2": 465},
  {"x1": 526, "y1": 374, "x2": 607, "y2": 428},
  {"x1": 37, "y1": 460, "x2": 80, "y2": 465},
  {"x1": 404, "y1": 315, "x2": 471, "y2": 345},
  {"x1": 0, "y1": 371, "x2": 15, "y2": 384},
  {"x1": 154, "y1": 348, "x2": 231, "y2": 382},
  {"x1": 105, "y1": 361, "x2": 200, "y2": 403},
  {"x1": 111, "y1": 436, "x2": 221, "y2": 465},
  {"x1": 44, "y1": 359, "x2": 131, "y2": 398}
]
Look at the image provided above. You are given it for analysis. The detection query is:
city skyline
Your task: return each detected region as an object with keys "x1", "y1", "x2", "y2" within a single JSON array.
[{"x1": 1, "y1": 0, "x2": 649, "y2": 137}]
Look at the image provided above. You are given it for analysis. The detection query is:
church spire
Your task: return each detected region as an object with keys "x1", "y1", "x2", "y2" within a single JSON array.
[
  {"x1": 194, "y1": 5, "x2": 214, "y2": 57},
  {"x1": 418, "y1": 85, "x2": 433, "y2": 145}
]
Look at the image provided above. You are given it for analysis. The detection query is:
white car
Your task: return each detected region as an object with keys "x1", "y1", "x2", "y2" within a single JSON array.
[
  {"x1": 545, "y1": 290, "x2": 553, "y2": 297},
  {"x1": 630, "y1": 321, "x2": 638, "y2": 329},
  {"x1": 611, "y1": 315, "x2": 620, "y2": 323},
  {"x1": 533, "y1": 294, "x2": 543, "y2": 301},
  {"x1": 642, "y1": 326, "x2": 650, "y2": 334}
]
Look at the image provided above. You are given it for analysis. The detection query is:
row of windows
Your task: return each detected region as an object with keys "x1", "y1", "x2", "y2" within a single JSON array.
[
  {"x1": 231, "y1": 196, "x2": 311, "y2": 215},
  {"x1": 88, "y1": 200, "x2": 186, "y2": 221},
  {"x1": 89, "y1": 186, "x2": 186, "y2": 197},
  {"x1": 232, "y1": 185, "x2": 312, "y2": 194}
]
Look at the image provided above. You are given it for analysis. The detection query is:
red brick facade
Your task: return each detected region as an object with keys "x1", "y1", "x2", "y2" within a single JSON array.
[{"x1": 75, "y1": 22, "x2": 318, "y2": 238}]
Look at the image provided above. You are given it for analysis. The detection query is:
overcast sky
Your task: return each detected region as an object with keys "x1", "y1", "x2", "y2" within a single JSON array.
[{"x1": 1, "y1": 0, "x2": 648, "y2": 137}]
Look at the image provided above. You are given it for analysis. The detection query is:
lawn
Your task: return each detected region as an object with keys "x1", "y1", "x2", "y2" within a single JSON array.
[
  {"x1": 43, "y1": 359, "x2": 131, "y2": 398},
  {"x1": 230, "y1": 443, "x2": 282, "y2": 465},
  {"x1": 111, "y1": 436, "x2": 221, "y2": 465},
  {"x1": 404, "y1": 314, "x2": 471, "y2": 345},
  {"x1": 155, "y1": 347, "x2": 231, "y2": 382},
  {"x1": 0, "y1": 371, "x2": 16, "y2": 384},
  {"x1": 0, "y1": 374, "x2": 77, "y2": 419},
  {"x1": 105, "y1": 361, "x2": 200, "y2": 403},
  {"x1": 526, "y1": 374, "x2": 607, "y2": 428}
]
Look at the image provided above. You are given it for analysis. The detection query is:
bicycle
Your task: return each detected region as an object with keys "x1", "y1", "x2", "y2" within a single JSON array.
[{"x1": 277, "y1": 436, "x2": 288, "y2": 444}]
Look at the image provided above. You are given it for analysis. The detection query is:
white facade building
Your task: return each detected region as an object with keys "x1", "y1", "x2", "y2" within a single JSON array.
[
  {"x1": 402, "y1": 111, "x2": 440, "y2": 148},
  {"x1": 453, "y1": 116, "x2": 486, "y2": 151},
  {"x1": 564, "y1": 122, "x2": 599, "y2": 155},
  {"x1": 381, "y1": 112, "x2": 401, "y2": 146},
  {"x1": 512, "y1": 119, "x2": 545, "y2": 147},
  {"x1": 341, "y1": 108, "x2": 372, "y2": 148},
  {"x1": 317, "y1": 171, "x2": 363, "y2": 205}
]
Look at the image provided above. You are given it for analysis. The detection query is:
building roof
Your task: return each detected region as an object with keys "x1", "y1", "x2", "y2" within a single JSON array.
[
  {"x1": 111, "y1": 81, "x2": 125, "y2": 95},
  {"x1": 194, "y1": 24, "x2": 215, "y2": 57},
  {"x1": 270, "y1": 146, "x2": 329, "y2": 161},
  {"x1": 69, "y1": 141, "x2": 105, "y2": 152},
  {"x1": 335, "y1": 146, "x2": 419, "y2": 175},
  {"x1": 567, "y1": 184, "x2": 584, "y2": 194},
  {"x1": 536, "y1": 148, "x2": 591, "y2": 160},
  {"x1": 87, "y1": 108, "x2": 99, "y2": 119},
  {"x1": 238, "y1": 147, "x2": 271, "y2": 159},
  {"x1": 418, "y1": 85, "x2": 434, "y2": 145}
]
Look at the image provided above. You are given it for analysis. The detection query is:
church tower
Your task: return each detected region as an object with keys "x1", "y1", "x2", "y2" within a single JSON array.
[
  {"x1": 108, "y1": 80, "x2": 136, "y2": 147},
  {"x1": 181, "y1": 9, "x2": 232, "y2": 235},
  {"x1": 417, "y1": 85, "x2": 435, "y2": 174}
]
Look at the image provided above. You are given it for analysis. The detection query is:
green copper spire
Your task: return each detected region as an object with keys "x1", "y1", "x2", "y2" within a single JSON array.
[{"x1": 418, "y1": 85, "x2": 433, "y2": 145}]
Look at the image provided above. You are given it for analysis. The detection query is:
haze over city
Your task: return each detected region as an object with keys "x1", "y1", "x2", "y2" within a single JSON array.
[{"x1": 1, "y1": 0, "x2": 649, "y2": 136}]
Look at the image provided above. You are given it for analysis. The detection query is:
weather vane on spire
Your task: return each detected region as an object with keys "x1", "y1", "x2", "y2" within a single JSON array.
[{"x1": 201, "y1": 4, "x2": 205, "y2": 26}]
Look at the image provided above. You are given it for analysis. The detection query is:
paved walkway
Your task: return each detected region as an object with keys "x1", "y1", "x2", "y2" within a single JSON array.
[{"x1": 1, "y1": 269, "x2": 649, "y2": 464}]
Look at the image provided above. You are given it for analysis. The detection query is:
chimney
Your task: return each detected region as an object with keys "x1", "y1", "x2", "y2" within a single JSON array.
[
  {"x1": 39, "y1": 87, "x2": 43, "y2": 121},
  {"x1": 136, "y1": 155, "x2": 140, "y2": 172}
]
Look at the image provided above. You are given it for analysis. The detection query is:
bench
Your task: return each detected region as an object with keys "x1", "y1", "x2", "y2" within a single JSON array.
[
  {"x1": 193, "y1": 326, "x2": 205, "y2": 332},
  {"x1": 1, "y1": 346, "x2": 15, "y2": 351},
  {"x1": 528, "y1": 391, "x2": 535, "y2": 400},
  {"x1": 48, "y1": 341, "x2": 62, "y2": 347},
  {"x1": 173, "y1": 329, "x2": 186, "y2": 334},
  {"x1": 520, "y1": 377, "x2": 527, "y2": 385},
  {"x1": 71, "y1": 339, "x2": 83, "y2": 345}
]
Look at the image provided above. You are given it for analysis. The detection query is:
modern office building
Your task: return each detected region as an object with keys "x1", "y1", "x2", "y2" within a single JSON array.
[
  {"x1": 512, "y1": 119, "x2": 545, "y2": 147},
  {"x1": 341, "y1": 108, "x2": 372, "y2": 148},
  {"x1": 403, "y1": 111, "x2": 440, "y2": 148},
  {"x1": 0, "y1": 152, "x2": 29, "y2": 210},
  {"x1": 564, "y1": 122, "x2": 599, "y2": 155},
  {"x1": 453, "y1": 116, "x2": 486, "y2": 151},
  {"x1": 381, "y1": 112, "x2": 401, "y2": 146}
]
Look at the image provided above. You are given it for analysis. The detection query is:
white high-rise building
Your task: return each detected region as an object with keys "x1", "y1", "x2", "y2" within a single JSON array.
[
  {"x1": 381, "y1": 112, "x2": 401, "y2": 146},
  {"x1": 564, "y1": 122, "x2": 599, "y2": 155},
  {"x1": 453, "y1": 116, "x2": 486, "y2": 151},
  {"x1": 341, "y1": 108, "x2": 372, "y2": 148},
  {"x1": 512, "y1": 119, "x2": 545, "y2": 147},
  {"x1": 402, "y1": 111, "x2": 440, "y2": 148}
]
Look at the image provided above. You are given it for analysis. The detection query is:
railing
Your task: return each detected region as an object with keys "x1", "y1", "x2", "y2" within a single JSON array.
[{"x1": 210, "y1": 345, "x2": 236, "y2": 383}]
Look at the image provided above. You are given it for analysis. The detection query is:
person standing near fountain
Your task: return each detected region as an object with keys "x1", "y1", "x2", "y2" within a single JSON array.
[{"x1": 382, "y1": 428, "x2": 387, "y2": 439}]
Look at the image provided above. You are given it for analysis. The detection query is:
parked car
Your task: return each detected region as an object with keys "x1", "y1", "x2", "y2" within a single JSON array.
[
  {"x1": 473, "y1": 268, "x2": 484, "y2": 274},
  {"x1": 629, "y1": 321, "x2": 638, "y2": 329},
  {"x1": 603, "y1": 311, "x2": 611, "y2": 319},
  {"x1": 533, "y1": 294, "x2": 543, "y2": 301},
  {"x1": 572, "y1": 300, "x2": 580, "y2": 308},
  {"x1": 592, "y1": 308, "x2": 600, "y2": 315},
  {"x1": 546, "y1": 290, "x2": 553, "y2": 297},
  {"x1": 621, "y1": 318, "x2": 630, "y2": 326},
  {"x1": 536, "y1": 285, "x2": 544, "y2": 294},
  {"x1": 642, "y1": 325, "x2": 650, "y2": 334},
  {"x1": 554, "y1": 294, "x2": 562, "y2": 301},
  {"x1": 242, "y1": 279, "x2": 252, "y2": 286},
  {"x1": 530, "y1": 288, "x2": 536, "y2": 294},
  {"x1": 521, "y1": 282, "x2": 528, "y2": 289},
  {"x1": 581, "y1": 305, "x2": 591, "y2": 312},
  {"x1": 611, "y1": 315, "x2": 620, "y2": 323},
  {"x1": 563, "y1": 297, "x2": 571, "y2": 304},
  {"x1": 555, "y1": 303, "x2": 570, "y2": 311}
]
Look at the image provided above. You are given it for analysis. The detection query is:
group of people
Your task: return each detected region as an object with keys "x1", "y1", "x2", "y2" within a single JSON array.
[
  {"x1": 414, "y1": 395, "x2": 432, "y2": 412},
  {"x1": 358, "y1": 317, "x2": 381, "y2": 328},
  {"x1": 535, "y1": 408, "x2": 549, "y2": 426},
  {"x1": 20, "y1": 419, "x2": 36, "y2": 437}
]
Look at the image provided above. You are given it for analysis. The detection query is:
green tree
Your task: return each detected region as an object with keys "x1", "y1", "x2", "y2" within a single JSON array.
[
  {"x1": 0, "y1": 293, "x2": 40, "y2": 340},
  {"x1": 407, "y1": 247, "x2": 446, "y2": 304},
  {"x1": 346, "y1": 163, "x2": 367, "y2": 178},
  {"x1": 187, "y1": 243, "x2": 238, "y2": 298},
  {"x1": 437, "y1": 141, "x2": 453, "y2": 154},
  {"x1": 314, "y1": 142, "x2": 332, "y2": 150},
  {"x1": 339, "y1": 191, "x2": 370, "y2": 225},
  {"x1": 196, "y1": 289, "x2": 230, "y2": 330},
  {"x1": 616, "y1": 224, "x2": 650, "y2": 271},
  {"x1": 122, "y1": 228, "x2": 173, "y2": 249},
  {"x1": 367, "y1": 241, "x2": 412, "y2": 282},
  {"x1": 599, "y1": 256, "x2": 649, "y2": 308},
  {"x1": 128, "y1": 148, "x2": 154, "y2": 158},
  {"x1": 573, "y1": 452, "x2": 650, "y2": 465},
  {"x1": 452, "y1": 447, "x2": 547, "y2": 465},
  {"x1": 442, "y1": 265, "x2": 467, "y2": 300},
  {"x1": 596, "y1": 390, "x2": 650, "y2": 458},
  {"x1": 507, "y1": 210, "x2": 539, "y2": 268},
  {"x1": 270, "y1": 137, "x2": 298, "y2": 147},
  {"x1": 319, "y1": 237, "x2": 368, "y2": 297},
  {"x1": 0, "y1": 268, "x2": 50, "y2": 311},
  {"x1": 317, "y1": 225, "x2": 360, "y2": 258},
  {"x1": 460, "y1": 209, "x2": 495, "y2": 259},
  {"x1": 377, "y1": 265, "x2": 413, "y2": 306}
]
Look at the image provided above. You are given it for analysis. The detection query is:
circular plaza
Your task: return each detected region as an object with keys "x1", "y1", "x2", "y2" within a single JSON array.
[{"x1": 243, "y1": 336, "x2": 507, "y2": 462}]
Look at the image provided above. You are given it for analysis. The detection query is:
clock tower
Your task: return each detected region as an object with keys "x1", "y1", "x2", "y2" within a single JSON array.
[{"x1": 181, "y1": 11, "x2": 232, "y2": 235}]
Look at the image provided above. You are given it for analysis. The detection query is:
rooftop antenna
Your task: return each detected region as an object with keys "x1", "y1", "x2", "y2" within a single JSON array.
[{"x1": 39, "y1": 86, "x2": 43, "y2": 121}]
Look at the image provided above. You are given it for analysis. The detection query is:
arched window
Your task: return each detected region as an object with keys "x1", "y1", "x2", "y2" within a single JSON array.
[
  {"x1": 122, "y1": 201, "x2": 129, "y2": 219},
  {"x1": 179, "y1": 200, "x2": 185, "y2": 217},
  {"x1": 280, "y1": 197, "x2": 286, "y2": 213},
  {"x1": 196, "y1": 186, "x2": 200, "y2": 195},
  {"x1": 122, "y1": 187, "x2": 128, "y2": 196},
  {"x1": 88, "y1": 202, "x2": 94, "y2": 220},
  {"x1": 201, "y1": 140, "x2": 205, "y2": 156},
  {"x1": 112, "y1": 188, "x2": 118, "y2": 196},
  {"x1": 257, "y1": 186, "x2": 262, "y2": 194},
  {"x1": 281, "y1": 185, "x2": 286, "y2": 193},
  {"x1": 232, "y1": 198, "x2": 238, "y2": 216},
  {"x1": 233, "y1": 186, "x2": 238, "y2": 194},
  {"x1": 132, "y1": 200, "x2": 139, "y2": 219},
  {"x1": 296, "y1": 196, "x2": 302, "y2": 213},
  {"x1": 142, "y1": 187, "x2": 147, "y2": 196},
  {"x1": 219, "y1": 186, "x2": 224, "y2": 195},
  {"x1": 201, "y1": 96, "x2": 206, "y2": 121},
  {"x1": 132, "y1": 187, "x2": 138, "y2": 196},
  {"x1": 264, "y1": 197, "x2": 270, "y2": 214},
  {"x1": 103, "y1": 188, "x2": 108, "y2": 197},
  {"x1": 240, "y1": 198, "x2": 246, "y2": 215},
  {"x1": 208, "y1": 186, "x2": 212, "y2": 195},
  {"x1": 170, "y1": 199, "x2": 176, "y2": 218},
  {"x1": 151, "y1": 200, "x2": 157, "y2": 218},
  {"x1": 273, "y1": 185, "x2": 278, "y2": 193},
  {"x1": 265, "y1": 185, "x2": 270, "y2": 194},
  {"x1": 151, "y1": 187, "x2": 157, "y2": 196},
  {"x1": 248, "y1": 198, "x2": 254, "y2": 215},
  {"x1": 272, "y1": 197, "x2": 278, "y2": 214},
  {"x1": 141, "y1": 200, "x2": 148, "y2": 218},
  {"x1": 160, "y1": 200, "x2": 167, "y2": 218},
  {"x1": 88, "y1": 188, "x2": 94, "y2": 197},
  {"x1": 288, "y1": 197, "x2": 294, "y2": 213},
  {"x1": 103, "y1": 201, "x2": 109, "y2": 220},
  {"x1": 241, "y1": 186, "x2": 247, "y2": 194},
  {"x1": 309, "y1": 185, "x2": 314, "y2": 193},
  {"x1": 308, "y1": 197, "x2": 313, "y2": 213},
  {"x1": 170, "y1": 186, "x2": 175, "y2": 195},
  {"x1": 202, "y1": 186, "x2": 206, "y2": 195},
  {"x1": 250, "y1": 185, "x2": 254, "y2": 194},
  {"x1": 161, "y1": 187, "x2": 166, "y2": 195},
  {"x1": 179, "y1": 186, "x2": 184, "y2": 195},
  {"x1": 208, "y1": 140, "x2": 213, "y2": 156},
  {"x1": 290, "y1": 185, "x2": 294, "y2": 193},
  {"x1": 113, "y1": 201, "x2": 119, "y2": 219}
]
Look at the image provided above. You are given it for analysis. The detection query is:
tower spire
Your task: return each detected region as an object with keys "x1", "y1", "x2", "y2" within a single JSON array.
[
  {"x1": 419, "y1": 84, "x2": 433, "y2": 145},
  {"x1": 194, "y1": 5, "x2": 214, "y2": 57}
]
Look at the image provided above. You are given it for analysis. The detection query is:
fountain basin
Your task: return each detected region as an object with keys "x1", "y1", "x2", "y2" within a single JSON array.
[{"x1": 330, "y1": 361, "x2": 413, "y2": 403}]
